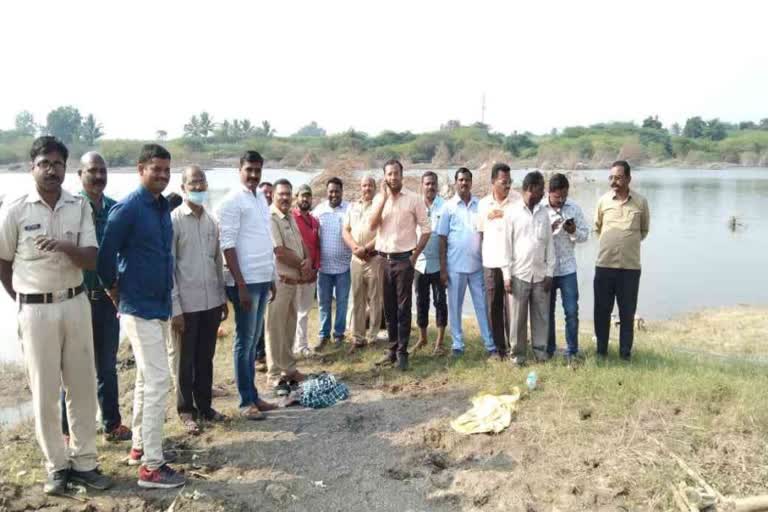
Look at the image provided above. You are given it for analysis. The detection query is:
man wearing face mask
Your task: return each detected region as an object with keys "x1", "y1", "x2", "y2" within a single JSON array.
[
  {"x1": 169, "y1": 166, "x2": 228, "y2": 434},
  {"x1": 60, "y1": 152, "x2": 132, "y2": 445},
  {"x1": 503, "y1": 171, "x2": 555, "y2": 366}
]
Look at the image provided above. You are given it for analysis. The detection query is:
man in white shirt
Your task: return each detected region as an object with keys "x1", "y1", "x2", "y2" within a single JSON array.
[
  {"x1": 542, "y1": 173, "x2": 589, "y2": 361},
  {"x1": 217, "y1": 151, "x2": 277, "y2": 420},
  {"x1": 478, "y1": 163, "x2": 520, "y2": 358},
  {"x1": 503, "y1": 171, "x2": 555, "y2": 365}
]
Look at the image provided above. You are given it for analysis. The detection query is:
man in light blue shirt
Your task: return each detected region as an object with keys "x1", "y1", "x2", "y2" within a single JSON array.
[
  {"x1": 413, "y1": 172, "x2": 447, "y2": 354},
  {"x1": 313, "y1": 177, "x2": 351, "y2": 349},
  {"x1": 438, "y1": 168, "x2": 495, "y2": 357}
]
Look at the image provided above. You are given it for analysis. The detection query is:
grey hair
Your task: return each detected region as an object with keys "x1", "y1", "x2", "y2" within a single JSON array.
[
  {"x1": 181, "y1": 164, "x2": 203, "y2": 184},
  {"x1": 360, "y1": 174, "x2": 376, "y2": 186}
]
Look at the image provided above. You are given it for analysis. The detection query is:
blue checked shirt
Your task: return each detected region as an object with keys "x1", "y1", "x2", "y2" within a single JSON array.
[
  {"x1": 542, "y1": 199, "x2": 589, "y2": 277},
  {"x1": 415, "y1": 195, "x2": 445, "y2": 274},
  {"x1": 313, "y1": 200, "x2": 351, "y2": 275}
]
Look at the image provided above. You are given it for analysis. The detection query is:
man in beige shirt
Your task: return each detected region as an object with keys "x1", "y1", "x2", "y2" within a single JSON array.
[
  {"x1": 0, "y1": 136, "x2": 112, "y2": 494},
  {"x1": 266, "y1": 179, "x2": 311, "y2": 392},
  {"x1": 593, "y1": 160, "x2": 650, "y2": 361},
  {"x1": 342, "y1": 176, "x2": 383, "y2": 350},
  {"x1": 369, "y1": 159, "x2": 431, "y2": 370},
  {"x1": 170, "y1": 166, "x2": 228, "y2": 434}
]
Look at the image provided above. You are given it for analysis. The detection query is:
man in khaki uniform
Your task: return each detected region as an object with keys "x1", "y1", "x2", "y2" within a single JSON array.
[
  {"x1": 265, "y1": 179, "x2": 311, "y2": 393},
  {"x1": 342, "y1": 176, "x2": 383, "y2": 350},
  {"x1": 0, "y1": 136, "x2": 112, "y2": 495}
]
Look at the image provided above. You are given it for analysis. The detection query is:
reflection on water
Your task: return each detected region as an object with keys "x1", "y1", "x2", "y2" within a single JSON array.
[{"x1": 0, "y1": 400, "x2": 33, "y2": 429}]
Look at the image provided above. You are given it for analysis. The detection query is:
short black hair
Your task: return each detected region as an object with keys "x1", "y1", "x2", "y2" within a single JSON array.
[
  {"x1": 138, "y1": 144, "x2": 171, "y2": 164},
  {"x1": 259, "y1": 181, "x2": 273, "y2": 189},
  {"x1": 549, "y1": 173, "x2": 570, "y2": 192},
  {"x1": 383, "y1": 159, "x2": 404, "y2": 174},
  {"x1": 611, "y1": 160, "x2": 631, "y2": 177},
  {"x1": 240, "y1": 150, "x2": 264, "y2": 166},
  {"x1": 491, "y1": 162, "x2": 511, "y2": 180},
  {"x1": 454, "y1": 167, "x2": 472, "y2": 181},
  {"x1": 30, "y1": 136, "x2": 69, "y2": 162},
  {"x1": 421, "y1": 171, "x2": 438, "y2": 183},
  {"x1": 273, "y1": 178, "x2": 292, "y2": 190},
  {"x1": 522, "y1": 171, "x2": 545, "y2": 191},
  {"x1": 326, "y1": 177, "x2": 343, "y2": 189}
]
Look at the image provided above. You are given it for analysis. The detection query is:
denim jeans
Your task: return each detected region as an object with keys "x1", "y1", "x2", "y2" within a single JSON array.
[
  {"x1": 226, "y1": 282, "x2": 271, "y2": 408},
  {"x1": 547, "y1": 272, "x2": 580, "y2": 356},
  {"x1": 61, "y1": 294, "x2": 122, "y2": 435},
  {"x1": 446, "y1": 270, "x2": 495, "y2": 353},
  {"x1": 317, "y1": 270, "x2": 351, "y2": 340}
]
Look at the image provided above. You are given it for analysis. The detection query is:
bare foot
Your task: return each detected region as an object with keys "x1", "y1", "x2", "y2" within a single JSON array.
[
  {"x1": 411, "y1": 340, "x2": 427, "y2": 352},
  {"x1": 432, "y1": 345, "x2": 446, "y2": 356}
]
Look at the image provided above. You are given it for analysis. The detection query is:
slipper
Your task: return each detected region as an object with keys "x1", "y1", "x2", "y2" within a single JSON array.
[{"x1": 180, "y1": 415, "x2": 201, "y2": 435}]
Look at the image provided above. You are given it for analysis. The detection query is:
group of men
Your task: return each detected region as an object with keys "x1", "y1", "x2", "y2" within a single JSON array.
[{"x1": 0, "y1": 135, "x2": 649, "y2": 495}]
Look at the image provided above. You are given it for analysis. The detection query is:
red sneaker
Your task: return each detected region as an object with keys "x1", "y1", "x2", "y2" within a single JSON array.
[
  {"x1": 138, "y1": 464, "x2": 186, "y2": 489},
  {"x1": 128, "y1": 448, "x2": 177, "y2": 466}
]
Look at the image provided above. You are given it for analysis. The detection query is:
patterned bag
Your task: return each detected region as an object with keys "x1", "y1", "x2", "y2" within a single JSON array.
[{"x1": 299, "y1": 372, "x2": 350, "y2": 408}]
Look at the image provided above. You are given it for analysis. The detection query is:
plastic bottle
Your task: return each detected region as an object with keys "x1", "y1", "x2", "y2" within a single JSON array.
[{"x1": 526, "y1": 371, "x2": 538, "y2": 391}]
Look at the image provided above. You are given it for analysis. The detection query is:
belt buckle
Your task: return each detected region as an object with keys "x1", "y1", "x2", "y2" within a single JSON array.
[{"x1": 53, "y1": 289, "x2": 69, "y2": 302}]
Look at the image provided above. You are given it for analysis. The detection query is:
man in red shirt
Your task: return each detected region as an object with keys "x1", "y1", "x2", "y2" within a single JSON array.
[{"x1": 292, "y1": 184, "x2": 320, "y2": 357}]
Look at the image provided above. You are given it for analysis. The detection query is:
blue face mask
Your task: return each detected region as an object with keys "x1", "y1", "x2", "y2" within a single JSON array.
[{"x1": 186, "y1": 190, "x2": 208, "y2": 205}]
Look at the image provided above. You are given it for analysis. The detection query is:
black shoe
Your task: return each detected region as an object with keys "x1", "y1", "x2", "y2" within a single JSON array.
[
  {"x1": 619, "y1": 353, "x2": 632, "y2": 362},
  {"x1": 374, "y1": 352, "x2": 396, "y2": 367},
  {"x1": 70, "y1": 467, "x2": 113, "y2": 490},
  {"x1": 44, "y1": 469, "x2": 69, "y2": 495},
  {"x1": 397, "y1": 353, "x2": 409, "y2": 371}
]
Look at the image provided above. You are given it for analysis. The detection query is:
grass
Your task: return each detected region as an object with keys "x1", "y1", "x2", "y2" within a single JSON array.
[{"x1": 1, "y1": 305, "x2": 767, "y2": 508}]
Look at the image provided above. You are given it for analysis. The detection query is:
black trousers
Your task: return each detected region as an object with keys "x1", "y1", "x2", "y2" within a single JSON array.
[
  {"x1": 176, "y1": 306, "x2": 222, "y2": 416},
  {"x1": 415, "y1": 270, "x2": 447, "y2": 329},
  {"x1": 382, "y1": 258, "x2": 415, "y2": 356},
  {"x1": 483, "y1": 267, "x2": 509, "y2": 356},
  {"x1": 593, "y1": 267, "x2": 641, "y2": 357}
]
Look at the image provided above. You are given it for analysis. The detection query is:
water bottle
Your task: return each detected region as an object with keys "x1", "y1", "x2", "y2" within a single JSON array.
[{"x1": 526, "y1": 371, "x2": 538, "y2": 391}]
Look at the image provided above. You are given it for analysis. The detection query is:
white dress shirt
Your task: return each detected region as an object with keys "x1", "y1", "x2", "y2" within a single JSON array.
[
  {"x1": 216, "y1": 185, "x2": 275, "y2": 286},
  {"x1": 502, "y1": 201, "x2": 555, "y2": 283},
  {"x1": 477, "y1": 192, "x2": 519, "y2": 269}
]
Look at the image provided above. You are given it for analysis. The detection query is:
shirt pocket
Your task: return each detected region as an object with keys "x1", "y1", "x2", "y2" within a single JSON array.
[
  {"x1": 60, "y1": 207, "x2": 82, "y2": 245},
  {"x1": 206, "y1": 230, "x2": 218, "y2": 259},
  {"x1": 18, "y1": 231, "x2": 44, "y2": 260},
  {"x1": 628, "y1": 210, "x2": 642, "y2": 231}
]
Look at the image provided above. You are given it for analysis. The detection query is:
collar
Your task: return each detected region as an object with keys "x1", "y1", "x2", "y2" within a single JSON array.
[
  {"x1": 357, "y1": 197, "x2": 373, "y2": 206},
  {"x1": 79, "y1": 189, "x2": 113, "y2": 208},
  {"x1": 424, "y1": 195, "x2": 443, "y2": 208},
  {"x1": 545, "y1": 198, "x2": 570, "y2": 211},
  {"x1": 611, "y1": 189, "x2": 633, "y2": 202},
  {"x1": 451, "y1": 194, "x2": 478, "y2": 207},
  {"x1": 179, "y1": 201, "x2": 206, "y2": 216},
  {"x1": 271, "y1": 204, "x2": 290, "y2": 219},
  {"x1": 518, "y1": 199, "x2": 544, "y2": 214},
  {"x1": 487, "y1": 192, "x2": 513, "y2": 207},
  {"x1": 138, "y1": 185, "x2": 169, "y2": 208},
  {"x1": 25, "y1": 187, "x2": 76, "y2": 209}
]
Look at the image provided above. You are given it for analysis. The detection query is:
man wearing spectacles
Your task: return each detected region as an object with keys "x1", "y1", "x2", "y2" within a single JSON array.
[{"x1": 593, "y1": 160, "x2": 650, "y2": 361}]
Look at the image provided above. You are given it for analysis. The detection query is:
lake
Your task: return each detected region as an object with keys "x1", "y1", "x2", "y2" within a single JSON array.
[{"x1": 0, "y1": 166, "x2": 766, "y2": 363}]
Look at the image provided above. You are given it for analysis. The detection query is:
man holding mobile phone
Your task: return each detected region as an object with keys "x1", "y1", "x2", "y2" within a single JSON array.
[{"x1": 543, "y1": 173, "x2": 589, "y2": 363}]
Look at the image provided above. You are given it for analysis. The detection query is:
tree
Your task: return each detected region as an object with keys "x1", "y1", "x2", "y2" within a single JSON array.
[
  {"x1": 198, "y1": 112, "x2": 215, "y2": 139},
  {"x1": 45, "y1": 106, "x2": 82, "y2": 144},
  {"x1": 738, "y1": 121, "x2": 757, "y2": 130},
  {"x1": 704, "y1": 118, "x2": 727, "y2": 141},
  {"x1": 471, "y1": 121, "x2": 490, "y2": 132},
  {"x1": 184, "y1": 115, "x2": 201, "y2": 137},
  {"x1": 504, "y1": 131, "x2": 537, "y2": 157},
  {"x1": 293, "y1": 121, "x2": 326, "y2": 137},
  {"x1": 258, "y1": 120, "x2": 275, "y2": 137},
  {"x1": 156, "y1": 130, "x2": 168, "y2": 141},
  {"x1": 759, "y1": 118, "x2": 768, "y2": 130},
  {"x1": 670, "y1": 123, "x2": 681, "y2": 136},
  {"x1": 215, "y1": 120, "x2": 231, "y2": 140},
  {"x1": 15, "y1": 111, "x2": 37, "y2": 136},
  {"x1": 80, "y1": 114, "x2": 104, "y2": 145},
  {"x1": 641, "y1": 115, "x2": 663, "y2": 130},
  {"x1": 682, "y1": 116, "x2": 706, "y2": 138},
  {"x1": 440, "y1": 120, "x2": 461, "y2": 131}
]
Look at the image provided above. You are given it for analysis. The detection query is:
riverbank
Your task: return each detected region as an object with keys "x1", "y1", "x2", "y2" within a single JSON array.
[{"x1": 1, "y1": 305, "x2": 767, "y2": 511}]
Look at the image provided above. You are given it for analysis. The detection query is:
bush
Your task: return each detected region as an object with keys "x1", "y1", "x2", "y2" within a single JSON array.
[{"x1": 98, "y1": 140, "x2": 145, "y2": 167}]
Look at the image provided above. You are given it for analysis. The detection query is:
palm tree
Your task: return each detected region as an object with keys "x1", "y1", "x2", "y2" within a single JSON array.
[
  {"x1": 260, "y1": 120, "x2": 275, "y2": 137},
  {"x1": 81, "y1": 114, "x2": 104, "y2": 145}
]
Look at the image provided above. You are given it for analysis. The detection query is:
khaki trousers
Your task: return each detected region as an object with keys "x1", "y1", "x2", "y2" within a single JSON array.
[
  {"x1": 350, "y1": 256, "x2": 383, "y2": 344},
  {"x1": 18, "y1": 293, "x2": 98, "y2": 473},
  {"x1": 266, "y1": 281, "x2": 298, "y2": 383},
  {"x1": 121, "y1": 315, "x2": 171, "y2": 470},
  {"x1": 508, "y1": 277, "x2": 550, "y2": 362},
  {"x1": 293, "y1": 281, "x2": 316, "y2": 353}
]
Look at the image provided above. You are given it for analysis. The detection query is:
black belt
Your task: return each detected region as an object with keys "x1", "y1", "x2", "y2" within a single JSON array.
[
  {"x1": 375, "y1": 250, "x2": 413, "y2": 261},
  {"x1": 18, "y1": 285, "x2": 85, "y2": 305}
]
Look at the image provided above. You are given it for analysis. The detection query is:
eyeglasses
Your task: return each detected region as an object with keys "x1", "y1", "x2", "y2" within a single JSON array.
[
  {"x1": 609, "y1": 175, "x2": 626, "y2": 182},
  {"x1": 36, "y1": 159, "x2": 66, "y2": 172}
]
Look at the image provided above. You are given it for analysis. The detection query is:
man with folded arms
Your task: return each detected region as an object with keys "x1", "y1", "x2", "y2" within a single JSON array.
[
  {"x1": 369, "y1": 159, "x2": 430, "y2": 371},
  {"x1": 0, "y1": 136, "x2": 112, "y2": 494},
  {"x1": 170, "y1": 165, "x2": 229, "y2": 434},
  {"x1": 342, "y1": 175, "x2": 383, "y2": 351},
  {"x1": 266, "y1": 179, "x2": 311, "y2": 394}
]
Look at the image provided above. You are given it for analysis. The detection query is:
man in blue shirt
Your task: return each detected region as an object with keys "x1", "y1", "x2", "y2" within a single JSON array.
[
  {"x1": 97, "y1": 144, "x2": 185, "y2": 489},
  {"x1": 412, "y1": 171, "x2": 448, "y2": 355},
  {"x1": 438, "y1": 168, "x2": 495, "y2": 357},
  {"x1": 61, "y1": 152, "x2": 131, "y2": 444}
]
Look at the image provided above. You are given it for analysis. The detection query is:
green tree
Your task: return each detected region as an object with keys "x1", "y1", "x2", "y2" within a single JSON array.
[
  {"x1": 216, "y1": 120, "x2": 232, "y2": 140},
  {"x1": 156, "y1": 130, "x2": 167, "y2": 141},
  {"x1": 682, "y1": 116, "x2": 706, "y2": 138},
  {"x1": 504, "y1": 131, "x2": 537, "y2": 157},
  {"x1": 759, "y1": 118, "x2": 768, "y2": 130},
  {"x1": 198, "y1": 112, "x2": 214, "y2": 139},
  {"x1": 258, "y1": 120, "x2": 275, "y2": 137},
  {"x1": 670, "y1": 122, "x2": 681, "y2": 136},
  {"x1": 440, "y1": 120, "x2": 461, "y2": 131},
  {"x1": 45, "y1": 106, "x2": 82, "y2": 144},
  {"x1": 641, "y1": 115, "x2": 663, "y2": 130},
  {"x1": 738, "y1": 121, "x2": 756, "y2": 130},
  {"x1": 293, "y1": 121, "x2": 326, "y2": 137},
  {"x1": 183, "y1": 115, "x2": 201, "y2": 137},
  {"x1": 704, "y1": 118, "x2": 727, "y2": 141},
  {"x1": 80, "y1": 114, "x2": 104, "y2": 145},
  {"x1": 15, "y1": 111, "x2": 37, "y2": 136}
]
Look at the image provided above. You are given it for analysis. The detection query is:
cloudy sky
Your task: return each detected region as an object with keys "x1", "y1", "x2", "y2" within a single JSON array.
[{"x1": 1, "y1": 0, "x2": 766, "y2": 139}]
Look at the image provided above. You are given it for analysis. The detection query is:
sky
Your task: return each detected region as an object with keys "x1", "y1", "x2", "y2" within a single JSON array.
[{"x1": 1, "y1": 0, "x2": 767, "y2": 139}]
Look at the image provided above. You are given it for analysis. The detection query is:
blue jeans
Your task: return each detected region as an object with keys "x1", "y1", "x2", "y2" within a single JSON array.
[
  {"x1": 317, "y1": 271, "x2": 351, "y2": 340},
  {"x1": 226, "y1": 282, "x2": 271, "y2": 408},
  {"x1": 62, "y1": 294, "x2": 122, "y2": 434},
  {"x1": 547, "y1": 272, "x2": 579, "y2": 356},
  {"x1": 447, "y1": 270, "x2": 495, "y2": 353}
]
